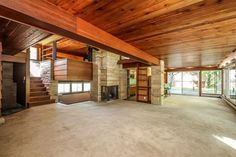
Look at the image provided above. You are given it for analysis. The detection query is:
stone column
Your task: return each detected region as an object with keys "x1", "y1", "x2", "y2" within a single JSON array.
[
  {"x1": 0, "y1": 41, "x2": 5, "y2": 125},
  {"x1": 49, "y1": 80, "x2": 58, "y2": 102},
  {"x1": 91, "y1": 50, "x2": 102, "y2": 102},
  {"x1": 151, "y1": 60, "x2": 165, "y2": 105},
  {"x1": 119, "y1": 68, "x2": 128, "y2": 100}
]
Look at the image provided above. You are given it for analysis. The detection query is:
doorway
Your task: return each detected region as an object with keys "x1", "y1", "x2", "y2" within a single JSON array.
[{"x1": 127, "y1": 68, "x2": 137, "y2": 100}]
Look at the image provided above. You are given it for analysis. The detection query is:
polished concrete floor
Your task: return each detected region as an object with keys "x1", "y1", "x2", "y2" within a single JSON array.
[{"x1": 0, "y1": 95, "x2": 236, "y2": 157}]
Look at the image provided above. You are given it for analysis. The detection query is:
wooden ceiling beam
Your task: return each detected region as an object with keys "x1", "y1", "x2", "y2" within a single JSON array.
[{"x1": 0, "y1": 0, "x2": 159, "y2": 65}]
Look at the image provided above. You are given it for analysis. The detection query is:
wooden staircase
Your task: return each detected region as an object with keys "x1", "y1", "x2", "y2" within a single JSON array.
[{"x1": 29, "y1": 77, "x2": 55, "y2": 107}]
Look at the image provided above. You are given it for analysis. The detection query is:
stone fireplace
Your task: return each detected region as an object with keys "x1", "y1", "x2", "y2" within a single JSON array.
[
  {"x1": 91, "y1": 49, "x2": 127, "y2": 102},
  {"x1": 101, "y1": 85, "x2": 119, "y2": 101}
]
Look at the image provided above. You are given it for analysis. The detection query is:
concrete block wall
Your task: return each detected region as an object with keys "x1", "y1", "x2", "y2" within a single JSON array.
[
  {"x1": 40, "y1": 60, "x2": 58, "y2": 102},
  {"x1": 40, "y1": 60, "x2": 52, "y2": 89},
  {"x1": 91, "y1": 49, "x2": 128, "y2": 102},
  {"x1": 2, "y1": 63, "x2": 17, "y2": 109},
  {"x1": 91, "y1": 50, "x2": 102, "y2": 102},
  {"x1": 151, "y1": 60, "x2": 165, "y2": 105},
  {"x1": 49, "y1": 80, "x2": 58, "y2": 102}
]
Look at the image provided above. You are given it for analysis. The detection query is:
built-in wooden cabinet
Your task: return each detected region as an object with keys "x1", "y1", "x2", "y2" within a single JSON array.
[
  {"x1": 137, "y1": 67, "x2": 151, "y2": 102},
  {"x1": 54, "y1": 59, "x2": 92, "y2": 81}
]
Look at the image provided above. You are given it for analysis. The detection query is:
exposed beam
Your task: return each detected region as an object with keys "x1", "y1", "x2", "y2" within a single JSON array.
[
  {"x1": 43, "y1": 52, "x2": 84, "y2": 62},
  {"x1": 117, "y1": 59, "x2": 137, "y2": 64},
  {"x1": 0, "y1": 54, "x2": 26, "y2": 63},
  {"x1": 165, "y1": 66, "x2": 222, "y2": 72},
  {"x1": 0, "y1": 0, "x2": 159, "y2": 65}
]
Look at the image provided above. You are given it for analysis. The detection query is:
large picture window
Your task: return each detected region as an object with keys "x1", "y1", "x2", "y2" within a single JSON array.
[
  {"x1": 168, "y1": 71, "x2": 199, "y2": 95},
  {"x1": 168, "y1": 72, "x2": 182, "y2": 94},
  {"x1": 224, "y1": 64, "x2": 236, "y2": 105},
  {"x1": 201, "y1": 70, "x2": 222, "y2": 95},
  {"x1": 167, "y1": 70, "x2": 222, "y2": 96}
]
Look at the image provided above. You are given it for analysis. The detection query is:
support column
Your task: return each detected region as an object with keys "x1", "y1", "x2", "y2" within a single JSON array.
[
  {"x1": 0, "y1": 40, "x2": 5, "y2": 124},
  {"x1": 119, "y1": 68, "x2": 128, "y2": 100},
  {"x1": 25, "y1": 49, "x2": 30, "y2": 108},
  {"x1": 91, "y1": 50, "x2": 102, "y2": 102},
  {"x1": 151, "y1": 60, "x2": 165, "y2": 105}
]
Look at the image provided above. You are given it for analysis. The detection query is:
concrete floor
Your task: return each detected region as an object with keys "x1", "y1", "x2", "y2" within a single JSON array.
[{"x1": 0, "y1": 95, "x2": 236, "y2": 157}]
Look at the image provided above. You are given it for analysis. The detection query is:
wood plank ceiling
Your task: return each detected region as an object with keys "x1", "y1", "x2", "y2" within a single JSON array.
[
  {"x1": 43, "y1": 38, "x2": 88, "y2": 57},
  {"x1": 0, "y1": 18, "x2": 51, "y2": 55},
  {"x1": 45, "y1": 0, "x2": 236, "y2": 68}
]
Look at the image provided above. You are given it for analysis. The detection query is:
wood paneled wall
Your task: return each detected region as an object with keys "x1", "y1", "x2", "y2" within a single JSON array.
[{"x1": 54, "y1": 59, "x2": 92, "y2": 81}]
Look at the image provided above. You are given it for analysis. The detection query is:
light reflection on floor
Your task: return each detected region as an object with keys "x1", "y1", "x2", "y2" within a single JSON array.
[{"x1": 213, "y1": 135, "x2": 236, "y2": 150}]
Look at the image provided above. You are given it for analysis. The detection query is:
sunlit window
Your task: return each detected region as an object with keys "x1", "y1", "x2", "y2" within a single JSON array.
[
  {"x1": 58, "y1": 82, "x2": 91, "y2": 94},
  {"x1": 83, "y1": 82, "x2": 91, "y2": 92},
  {"x1": 72, "y1": 83, "x2": 82, "y2": 92},
  {"x1": 58, "y1": 83, "x2": 70, "y2": 94},
  {"x1": 30, "y1": 47, "x2": 38, "y2": 60}
]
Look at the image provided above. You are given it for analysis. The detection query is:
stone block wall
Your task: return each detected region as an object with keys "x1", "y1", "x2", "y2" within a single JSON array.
[
  {"x1": 91, "y1": 49, "x2": 128, "y2": 102},
  {"x1": 2, "y1": 63, "x2": 17, "y2": 109},
  {"x1": 119, "y1": 68, "x2": 128, "y2": 99},
  {"x1": 151, "y1": 60, "x2": 165, "y2": 105},
  {"x1": 91, "y1": 50, "x2": 102, "y2": 102},
  {"x1": 40, "y1": 60, "x2": 52, "y2": 89},
  {"x1": 40, "y1": 60, "x2": 58, "y2": 102},
  {"x1": 49, "y1": 80, "x2": 58, "y2": 102}
]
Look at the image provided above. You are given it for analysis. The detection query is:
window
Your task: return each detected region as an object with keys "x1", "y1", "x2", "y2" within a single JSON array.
[
  {"x1": 83, "y1": 82, "x2": 91, "y2": 92},
  {"x1": 58, "y1": 82, "x2": 91, "y2": 94},
  {"x1": 58, "y1": 83, "x2": 70, "y2": 94},
  {"x1": 224, "y1": 64, "x2": 236, "y2": 105},
  {"x1": 182, "y1": 71, "x2": 199, "y2": 95},
  {"x1": 168, "y1": 72, "x2": 182, "y2": 94},
  {"x1": 201, "y1": 70, "x2": 222, "y2": 95},
  {"x1": 30, "y1": 47, "x2": 38, "y2": 60},
  {"x1": 72, "y1": 83, "x2": 82, "y2": 92},
  {"x1": 168, "y1": 70, "x2": 222, "y2": 96}
]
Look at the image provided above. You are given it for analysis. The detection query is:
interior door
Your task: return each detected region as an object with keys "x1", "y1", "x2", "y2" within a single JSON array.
[{"x1": 13, "y1": 63, "x2": 26, "y2": 107}]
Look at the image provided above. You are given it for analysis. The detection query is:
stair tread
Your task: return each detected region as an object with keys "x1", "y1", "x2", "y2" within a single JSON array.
[
  {"x1": 30, "y1": 91, "x2": 47, "y2": 93},
  {"x1": 30, "y1": 95, "x2": 50, "y2": 98},
  {"x1": 29, "y1": 99, "x2": 55, "y2": 107}
]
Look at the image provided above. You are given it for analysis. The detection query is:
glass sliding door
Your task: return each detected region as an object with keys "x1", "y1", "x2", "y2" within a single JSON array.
[
  {"x1": 167, "y1": 71, "x2": 199, "y2": 95},
  {"x1": 182, "y1": 71, "x2": 199, "y2": 95},
  {"x1": 229, "y1": 68, "x2": 236, "y2": 102},
  {"x1": 168, "y1": 72, "x2": 182, "y2": 94},
  {"x1": 224, "y1": 64, "x2": 236, "y2": 104},
  {"x1": 201, "y1": 70, "x2": 222, "y2": 95}
]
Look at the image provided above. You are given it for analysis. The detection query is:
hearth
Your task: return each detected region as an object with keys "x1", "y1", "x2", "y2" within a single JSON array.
[{"x1": 101, "y1": 85, "x2": 118, "y2": 101}]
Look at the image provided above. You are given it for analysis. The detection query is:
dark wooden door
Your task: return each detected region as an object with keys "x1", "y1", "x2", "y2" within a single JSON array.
[{"x1": 13, "y1": 63, "x2": 26, "y2": 107}]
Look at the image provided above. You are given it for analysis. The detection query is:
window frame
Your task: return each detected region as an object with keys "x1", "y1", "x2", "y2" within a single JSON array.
[{"x1": 58, "y1": 81, "x2": 91, "y2": 95}]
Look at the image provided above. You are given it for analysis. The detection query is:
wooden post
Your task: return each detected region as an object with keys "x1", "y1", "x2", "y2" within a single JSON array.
[
  {"x1": 25, "y1": 48, "x2": 30, "y2": 108},
  {"x1": 52, "y1": 41, "x2": 57, "y2": 61},
  {"x1": 136, "y1": 63, "x2": 139, "y2": 101},
  {"x1": 51, "y1": 41, "x2": 57, "y2": 80}
]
